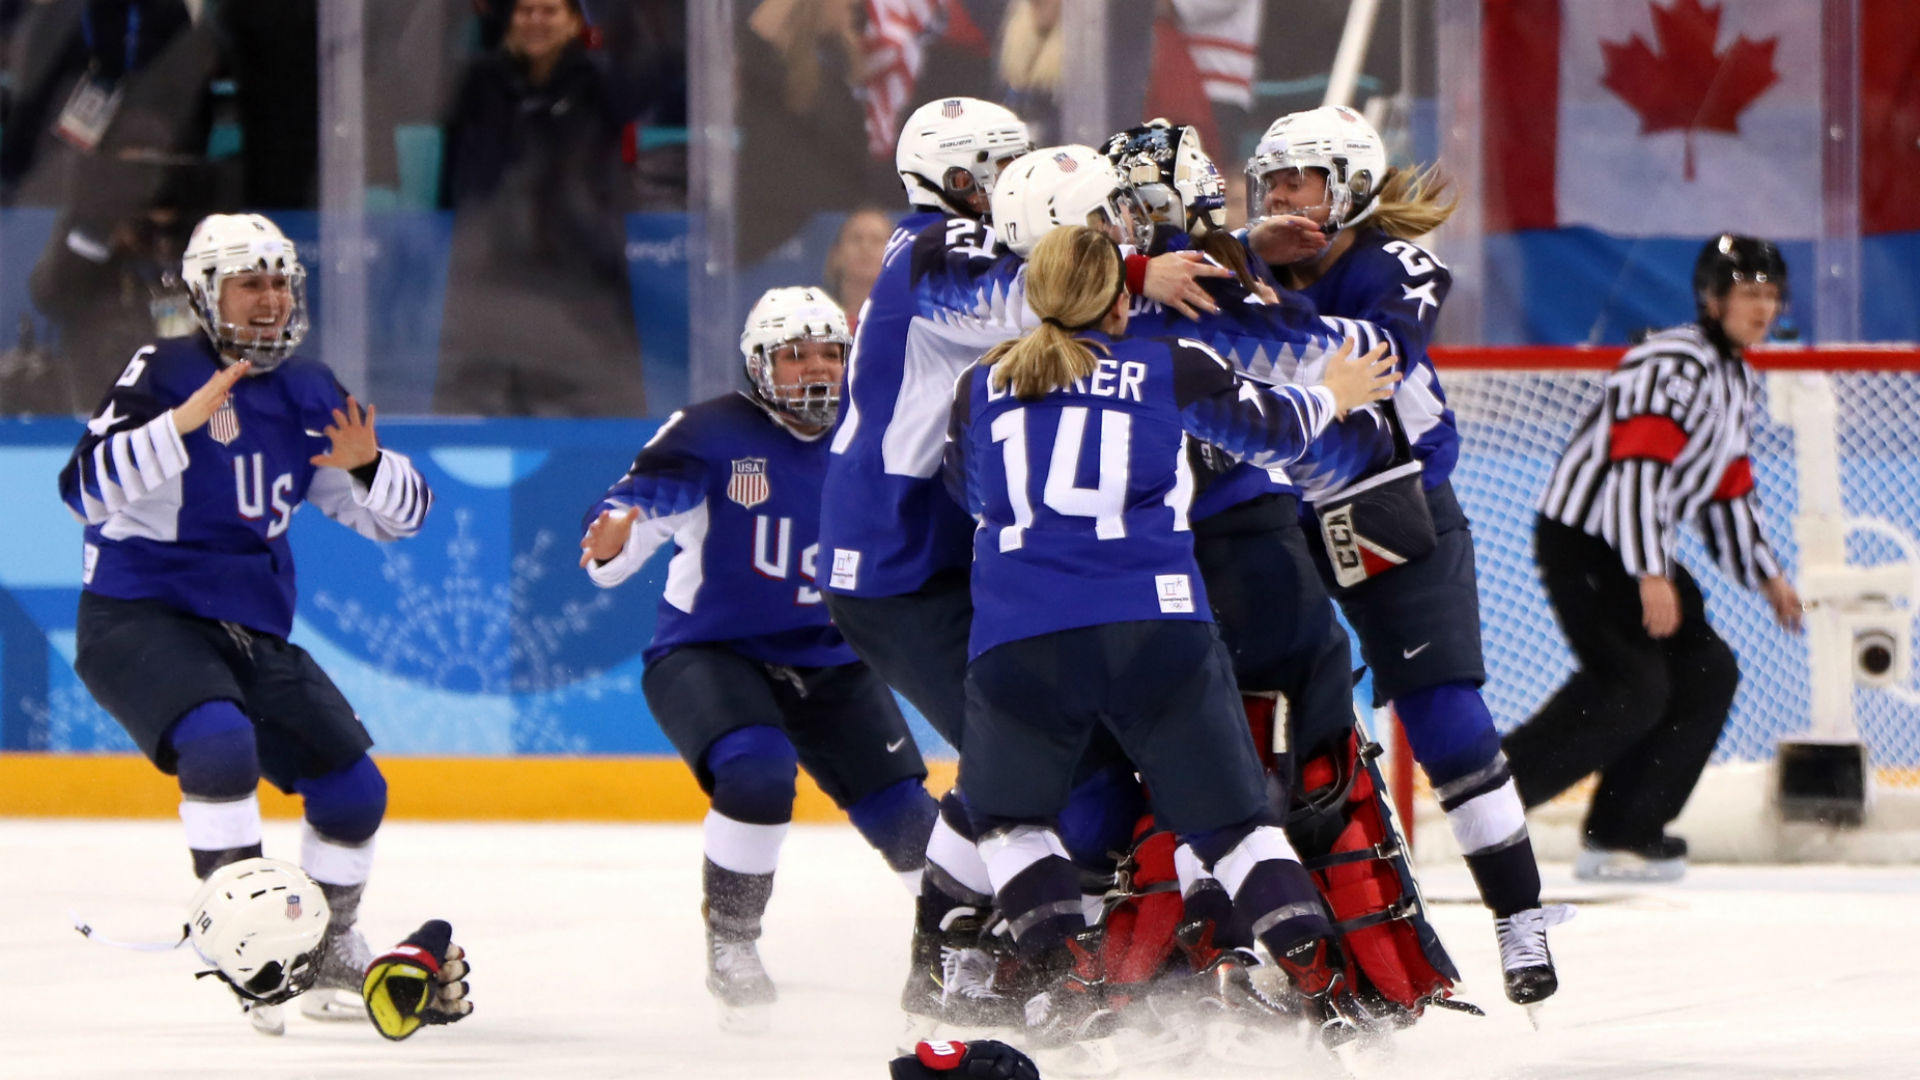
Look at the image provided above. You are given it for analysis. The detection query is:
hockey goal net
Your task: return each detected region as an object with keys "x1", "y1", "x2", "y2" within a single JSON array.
[{"x1": 1392, "y1": 345, "x2": 1920, "y2": 863}]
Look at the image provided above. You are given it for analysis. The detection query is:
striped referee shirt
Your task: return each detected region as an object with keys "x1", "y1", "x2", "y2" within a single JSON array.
[{"x1": 1539, "y1": 323, "x2": 1782, "y2": 589}]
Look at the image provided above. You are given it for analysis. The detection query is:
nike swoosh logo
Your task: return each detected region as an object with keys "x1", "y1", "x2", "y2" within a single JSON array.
[
  {"x1": 1403, "y1": 642, "x2": 1431, "y2": 659},
  {"x1": 885, "y1": 737, "x2": 907, "y2": 753}
]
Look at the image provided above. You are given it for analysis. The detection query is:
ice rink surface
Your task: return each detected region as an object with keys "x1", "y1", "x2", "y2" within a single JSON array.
[{"x1": 5, "y1": 819, "x2": 1918, "y2": 1080}]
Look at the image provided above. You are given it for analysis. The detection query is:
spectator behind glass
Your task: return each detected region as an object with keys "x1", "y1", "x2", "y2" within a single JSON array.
[
  {"x1": 437, "y1": 0, "x2": 647, "y2": 416},
  {"x1": 820, "y1": 207, "x2": 892, "y2": 333},
  {"x1": 12, "y1": 164, "x2": 207, "y2": 414},
  {"x1": 736, "y1": 0, "x2": 893, "y2": 264}
]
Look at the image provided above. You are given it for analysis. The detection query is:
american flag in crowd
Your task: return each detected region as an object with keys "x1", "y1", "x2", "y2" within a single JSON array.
[
  {"x1": 863, "y1": 0, "x2": 950, "y2": 159},
  {"x1": 209, "y1": 400, "x2": 240, "y2": 445},
  {"x1": 727, "y1": 458, "x2": 771, "y2": 509}
]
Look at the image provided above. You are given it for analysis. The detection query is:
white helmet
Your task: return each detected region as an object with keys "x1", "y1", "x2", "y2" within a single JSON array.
[
  {"x1": 1102, "y1": 119, "x2": 1228, "y2": 235},
  {"x1": 989, "y1": 145, "x2": 1154, "y2": 259},
  {"x1": 187, "y1": 858, "x2": 331, "y2": 1005},
  {"x1": 895, "y1": 97, "x2": 1033, "y2": 219},
  {"x1": 1245, "y1": 105, "x2": 1388, "y2": 235},
  {"x1": 739, "y1": 286, "x2": 851, "y2": 427},
  {"x1": 181, "y1": 213, "x2": 310, "y2": 371}
]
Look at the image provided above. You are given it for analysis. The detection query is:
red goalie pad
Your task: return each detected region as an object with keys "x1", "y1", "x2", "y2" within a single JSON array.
[
  {"x1": 1296, "y1": 731, "x2": 1459, "y2": 1016},
  {"x1": 1098, "y1": 819, "x2": 1187, "y2": 1000}
]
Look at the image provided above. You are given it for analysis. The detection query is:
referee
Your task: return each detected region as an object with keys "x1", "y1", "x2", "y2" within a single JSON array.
[{"x1": 1502, "y1": 234, "x2": 1803, "y2": 882}]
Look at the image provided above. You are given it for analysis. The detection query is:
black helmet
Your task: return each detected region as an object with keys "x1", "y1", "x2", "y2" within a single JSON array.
[
  {"x1": 1101, "y1": 119, "x2": 1228, "y2": 236},
  {"x1": 1693, "y1": 233, "x2": 1788, "y2": 319}
]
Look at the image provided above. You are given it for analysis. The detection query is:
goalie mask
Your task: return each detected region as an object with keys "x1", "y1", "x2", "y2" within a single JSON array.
[
  {"x1": 989, "y1": 144, "x2": 1154, "y2": 259},
  {"x1": 1102, "y1": 119, "x2": 1228, "y2": 236},
  {"x1": 181, "y1": 213, "x2": 310, "y2": 372},
  {"x1": 895, "y1": 97, "x2": 1034, "y2": 220},
  {"x1": 740, "y1": 286, "x2": 850, "y2": 428},
  {"x1": 1245, "y1": 105, "x2": 1387, "y2": 236},
  {"x1": 187, "y1": 858, "x2": 331, "y2": 1006}
]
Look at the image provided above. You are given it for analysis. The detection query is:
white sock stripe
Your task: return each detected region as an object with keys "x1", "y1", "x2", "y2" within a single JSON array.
[
  {"x1": 896, "y1": 868, "x2": 925, "y2": 897},
  {"x1": 179, "y1": 793, "x2": 262, "y2": 851},
  {"x1": 1173, "y1": 843, "x2": 1207, "y2": 897},
  {"x1": 927, "y1": 814, "x2": 994, "y2": 897},
  {"x1": 299, "y1": 821, "x2": 374, "y2": 886},
  {"x1": 1213, "y1": 826, "x2": 1299, "y2": 898},
  {"x1": 702, "y1": 810, "x2": 789, "y2": 876},
  {"x1": 976, "y1": 824, "x2": 1068, "y2": 896},
  {"x1": 1447, "y1": 779, "x2": 1530, "y2": 856}
]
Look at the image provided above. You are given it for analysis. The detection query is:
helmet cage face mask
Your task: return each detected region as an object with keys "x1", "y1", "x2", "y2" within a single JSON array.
[
  {"x1": 196, "y1": 266, "x2": 310, "y2": 373},
  {"x1": 747, "y1": 337, "x2": 847, "y2": 428},
  {"x1": 740, "y1": 287, "x2": 851, "y2": 428}
]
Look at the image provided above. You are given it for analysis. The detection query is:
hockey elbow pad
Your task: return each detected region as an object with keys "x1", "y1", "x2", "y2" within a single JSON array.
[
  {"x1": 363, "y1": 920, "x2": 473, "y2": 1040},
  {"x1": 890, "y1": 1040, "x2": 1041, "y2": 1080}
]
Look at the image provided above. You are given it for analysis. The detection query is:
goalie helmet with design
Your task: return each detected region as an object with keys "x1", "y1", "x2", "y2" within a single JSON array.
[
  {"x1": 1245, "y1": 105, "x2": 1388, "y2": 236},
  {"x1": 989, "y1": 144, "x2": 1154, "y2": 259},
  {"x1": 895, "y1": 97, "x2": 1034, "y2": 220},
  {"x1": 187, "y1": 858, "x2": 331, "y2": 1006},
  {"x1": 739, "y1": 286, "x2": 851, "y2": 428},
  {"x1": 181, "y1": 213, "x2": 310, "y2": 372},
  {"x1": 1102, "y1": 119, "x2": 1229, "y2": 236}
]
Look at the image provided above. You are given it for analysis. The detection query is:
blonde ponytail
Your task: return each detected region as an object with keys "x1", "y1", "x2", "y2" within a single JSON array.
[
  {"x1": 984, "y1": 227, "x2": 1125, "y2": 401},
  {"x1": 1366, "y1": 164, "x2": 1456, "y2": 240}
]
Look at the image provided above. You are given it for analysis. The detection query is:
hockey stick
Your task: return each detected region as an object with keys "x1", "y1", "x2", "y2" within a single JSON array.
[{"x1": 70, "y1": 910, "x2": 189, "y2": 952}]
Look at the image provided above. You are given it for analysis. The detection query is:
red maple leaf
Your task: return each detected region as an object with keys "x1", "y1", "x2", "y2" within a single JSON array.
[{"x1": 1600, "y1": 0, "x2": 1781, "y2": 182}]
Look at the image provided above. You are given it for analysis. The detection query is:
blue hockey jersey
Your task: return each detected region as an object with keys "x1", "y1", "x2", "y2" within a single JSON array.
[
  {"x1": 945, "y1": 334, "x2": 1338, "y2": 658},
  {"x1": 818, "y1": 211, "x2": 1027, "y2": 598},
  {"x1": 585, "y1": 392, "x2": 851, "y2": 668},
  {"x1": 58, "y1": 336, "x2": 433, "y2": 638},
  {"x1": 1295, "y1": 228, "x2": 1458, "y2": 489}
]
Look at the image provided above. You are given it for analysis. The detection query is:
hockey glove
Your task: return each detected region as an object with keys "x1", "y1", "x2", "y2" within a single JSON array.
[
  {"x1": 890, "y1": 1039, "x2": 1041, "y2": 1080},
  {"x1": 363, "y1": 919, "x2": 473, "y2": 1041}
]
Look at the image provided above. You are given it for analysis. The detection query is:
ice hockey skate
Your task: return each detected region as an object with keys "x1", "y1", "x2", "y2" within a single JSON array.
[
  {"x1": 1574, "y1": 835, "x2": 1688, "y2": 883},
  {"x1": 707, "y1": 931, "x2": 777, "y2": 1033},
  {"x1": 300, "y1": 924, "x2": 373, "y2": 1022},
  {"x1": 1495, "y1": 903, "x2": 1575, "y2": 1015}
]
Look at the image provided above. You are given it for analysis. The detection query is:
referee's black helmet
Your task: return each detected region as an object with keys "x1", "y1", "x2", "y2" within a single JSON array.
[{"x1": 1693, "y1": 233, "x2": 1789, "y2": 319}]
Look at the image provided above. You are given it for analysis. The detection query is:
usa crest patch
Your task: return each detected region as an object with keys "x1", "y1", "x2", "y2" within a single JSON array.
[
  {"x1": 942, "y1": 99, "x2": 964, "y2": 118},
  {"x1": 728, "y1": 458, "x2": 770, "y2": 508},
  {"x1": 285, "y1": 895, "x2": 302, "y2": 920},
  {"x1": 209, "y1": 400, "x2": 240, "y2": 445},
  {"x1": 1053, "y1": 151, "x2": 1078, "y2": 172}
]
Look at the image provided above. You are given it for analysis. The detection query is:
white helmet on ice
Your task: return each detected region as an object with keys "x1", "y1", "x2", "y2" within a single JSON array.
[
  {"x1": 895, "y1": 97, "x2": 1033, "y2": 219},
  {"x1": 187, "y1": 858, "x2": 331, "y2": 1005},
  {"x1": 1245, "y1": 105, "x2": 1388, "y2": 235},
  {"x1": 739, "y1": 286, "x2": 851, "y2": 427},
  {"x1": 181, "y1": 213, "x2": 310, "y2": 371},
  {"x1": 989, "y1": 145, "x2": 1154, "y2": 259}
]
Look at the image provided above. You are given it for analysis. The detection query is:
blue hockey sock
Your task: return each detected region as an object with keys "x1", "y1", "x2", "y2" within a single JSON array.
[{"x1": 847, "y1": 777, "x2": 937, "y2": 873}]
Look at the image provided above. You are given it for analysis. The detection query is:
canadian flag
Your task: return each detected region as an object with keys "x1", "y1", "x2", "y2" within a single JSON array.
[{"x1": 1487, "y1": 0, "x2": 1817, "y2": 239}]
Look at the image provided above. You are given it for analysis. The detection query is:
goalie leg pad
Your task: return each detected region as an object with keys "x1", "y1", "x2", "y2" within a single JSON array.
[
  {"x1": 1098, "y1": 818, "x2": 1187, "y2": 1000},
  {"x1": 1289, "y1": 728, "x2": 1460, "y2": 1015}
]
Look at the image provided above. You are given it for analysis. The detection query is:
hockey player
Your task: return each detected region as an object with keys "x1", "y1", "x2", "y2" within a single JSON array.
[
  {"x1": 1245, "y1": 105, "x2": 1569, "y2": 1005},
  {"x1": 1096, "y1": 122, "x2": 1469, "y2": 1028},
  {"x1": 1504, "y1": 235, "x2": 1802, "y2": 882},
  {"x1": 579, "y1": 286, "x2": 939, "y2": 1032},
  {"x1": 816, "y1": 98, "x2": 1239, "y2": 1030},
  {"x1": 59, "y1": 213, "x2": 434, "y2": 1035},
  {"x1": 943, "y1": 224, "x2": 1399, "y2": 1049}
]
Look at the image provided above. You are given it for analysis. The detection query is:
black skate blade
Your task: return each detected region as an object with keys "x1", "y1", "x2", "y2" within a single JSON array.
[{"x1": 1429, "y1": 996, "x2": 1486, "y2": 1017}]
